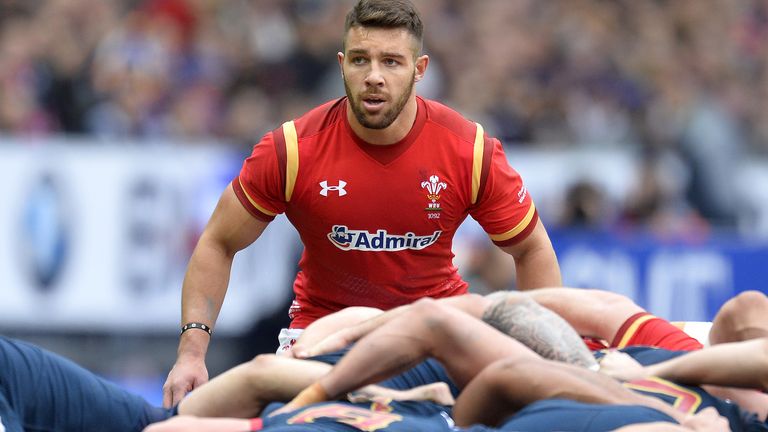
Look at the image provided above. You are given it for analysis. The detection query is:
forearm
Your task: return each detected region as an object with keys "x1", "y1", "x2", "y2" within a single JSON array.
[
  {"x1": 293, "y1": 307, "x2": 384, "y2": 352},
  {"x1": 304, "y1": 304, "x2": 412, "y2": 357},
  {"x1": 646, "y1": 338, "x2": 768, "y2": 389},
  {"x1": 316, "y1": 324, "x2": 429, "y2": 400},
  {"x1": 178, "y1": 238, "x2": 234, "y2": 358},
  {"x1": 345, "y1": 304, "x2": 410, "y2": 341},
  {"x1": 333, "y1": 294, "x2": 487, "y2": 339},
  {"x1": 344, "y1": 293, "x2": 489, "y2": 333},
  {"x1": 165, "y1": 185, "x2": 267, "y2": 407},
  {"x1": 179, "y1": 355, "x2": 332, "y2": 418}
]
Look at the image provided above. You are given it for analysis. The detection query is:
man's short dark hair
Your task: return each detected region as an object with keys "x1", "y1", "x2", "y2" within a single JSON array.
[{"x1": 343, "y1": 0, "x2": 424, "y2": 52}]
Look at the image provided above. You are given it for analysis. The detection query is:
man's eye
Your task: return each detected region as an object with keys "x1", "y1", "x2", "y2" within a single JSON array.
[
  {"x1": 352, "y1": 57, "x2": 368, "y2": 65},
  {"x1": 383, "y1": 59, "x2": 398, "y2": 66}
]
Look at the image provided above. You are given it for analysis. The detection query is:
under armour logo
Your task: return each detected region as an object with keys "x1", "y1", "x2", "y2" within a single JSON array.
[{"x1": 319, "y1": 180, "x2": 347, "y2": 196}]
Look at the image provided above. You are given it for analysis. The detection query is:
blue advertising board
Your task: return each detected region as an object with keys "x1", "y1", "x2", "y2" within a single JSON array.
[{"x1": 550, "y1": 229, "x2": 768, "y2": 322}]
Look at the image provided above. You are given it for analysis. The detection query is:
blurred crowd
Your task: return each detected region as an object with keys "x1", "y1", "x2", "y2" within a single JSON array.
[{"x1": 2, "y1": 0, "x2": 767, "y2": 230}]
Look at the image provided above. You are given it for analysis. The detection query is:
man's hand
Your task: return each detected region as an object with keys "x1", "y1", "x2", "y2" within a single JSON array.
[
  {"x1": 597, "y1": 350, "x2": 647, "y2": 381},
  {"x1": 163, "y1": 356, "x2": 209, "y2": 408},
  {"x1": 294, "y1": 328, "x2": 354, "y2": 358}
]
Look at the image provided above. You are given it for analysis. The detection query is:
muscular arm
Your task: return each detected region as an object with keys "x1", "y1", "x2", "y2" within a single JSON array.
[
  {"x1": 178, "y1": 354, "x2": 332, "y2": 418},
  {"x1": 295, "y1": 305, "x2": 409, "y2": 358},
  {"x1": 452, "y1": 357, "x2": 686, "y2": 428},
  {"x1": 643, "y1": 338, "x2": 768, "y2": 389},
  {"x1": 164, "y1": 186, "x2": 268, "y2": 407},
  {"x1": 288, "y1": 306, "x2": 384, "y2": 357},
  {"x1": 500, "y1": 219, "x2": 561, "y2": 290},
  {"x1": 298, "y1": 294, "x2": 490, "y2": 358},
  {"x1": 522, "y1": 287, "x2": 646, "y2": 341},
  {"x1": 481, "y1": 294, "x2": 598, "y2": 369},
  {"x1": 181, "y1": 186, "x2": 267, "y2": 352}
]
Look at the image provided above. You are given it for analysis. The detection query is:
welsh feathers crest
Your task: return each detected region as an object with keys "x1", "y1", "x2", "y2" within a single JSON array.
[
  {"x1": 421, "y1": 175, "x2": 447, "y2": 200},
  {"x1": 421, "y1": 175, "x2": 447, "y2": 214}
]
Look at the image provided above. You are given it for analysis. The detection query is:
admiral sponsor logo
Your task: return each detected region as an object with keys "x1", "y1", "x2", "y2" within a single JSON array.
[{"x1": 328, "y1": 225, "x2": 441, "y2": 251}]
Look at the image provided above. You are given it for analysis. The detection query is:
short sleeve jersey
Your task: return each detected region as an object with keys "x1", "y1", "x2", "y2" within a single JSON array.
[{"x1": 234, "y1": 97, "x2": 538, "y2": 327}]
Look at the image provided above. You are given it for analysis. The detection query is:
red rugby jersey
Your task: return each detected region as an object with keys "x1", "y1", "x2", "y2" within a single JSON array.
[{"x1": 233, "y1": 97, "x2": 538, "y2": 328}]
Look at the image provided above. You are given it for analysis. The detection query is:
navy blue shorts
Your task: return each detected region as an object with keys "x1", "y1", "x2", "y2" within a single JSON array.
[{"x1": 0, "y1": 336, "x2": 173, "y2": 432}]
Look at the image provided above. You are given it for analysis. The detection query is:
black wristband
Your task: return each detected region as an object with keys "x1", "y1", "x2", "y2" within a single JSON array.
[{"x1": 181, "y1": 322, "x2": 212, "y2": 336}]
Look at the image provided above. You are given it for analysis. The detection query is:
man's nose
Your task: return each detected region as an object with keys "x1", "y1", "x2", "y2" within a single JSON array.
[{"x1": 364, "y1": 63, "x2": 385, "y2": 87}]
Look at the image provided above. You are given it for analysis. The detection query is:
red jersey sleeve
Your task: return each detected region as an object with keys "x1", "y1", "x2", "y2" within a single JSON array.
[
  {"x1": 232, "y1": 131, "x2": 287, "y2": 222},
  {"x1": 469, "y1": 138, "x2": 538, "y2": 247}
]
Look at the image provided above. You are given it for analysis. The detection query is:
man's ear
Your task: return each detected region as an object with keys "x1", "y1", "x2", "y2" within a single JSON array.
[
  {"x1": 337, "y1": 52, "x2": 345, "y2": 77},
  {"x1": 414, "y1": 54, "x2": 429, "y2": 82}
]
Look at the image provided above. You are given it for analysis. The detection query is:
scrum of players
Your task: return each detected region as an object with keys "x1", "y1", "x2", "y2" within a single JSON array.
[{"x1": 3, "y1": 287, "x2": 768, "y2": 431}]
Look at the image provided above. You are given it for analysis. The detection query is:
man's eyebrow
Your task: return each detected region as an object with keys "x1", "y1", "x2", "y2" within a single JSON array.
[
  {"x1": 346, "y1": 48, "x2": 408, "y2": 59},
  {"x1": 380, "y1": 51, "x2": 408, "y2": 59}
]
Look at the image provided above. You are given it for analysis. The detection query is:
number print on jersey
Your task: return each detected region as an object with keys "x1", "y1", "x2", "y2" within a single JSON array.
[
  {"x1": 624, "y1": 377, "x2": 702, "y2": 414},
  {"x1": 287, "y1": 402, "x2": 402, "y2": 431}
]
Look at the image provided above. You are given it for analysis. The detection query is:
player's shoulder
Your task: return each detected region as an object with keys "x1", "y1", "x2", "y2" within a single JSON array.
[
  {"x1": 497, "y1": 399, "x2": 675, "y2": 432},
  {"x1": 291, "y1": 97, "x2": 347, "y2": 138},
  {"x1": 421, "y1": 97, "x2": 481, "y2": 143}
]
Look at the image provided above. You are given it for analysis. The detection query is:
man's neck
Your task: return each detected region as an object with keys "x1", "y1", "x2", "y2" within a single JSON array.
[{"x1": 347, "y1": 97, "x2": 418, "y2": 145}]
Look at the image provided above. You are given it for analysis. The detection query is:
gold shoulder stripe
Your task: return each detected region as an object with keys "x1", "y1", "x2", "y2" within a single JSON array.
[
  {"x1": 617, "y1": 314, "x2": 656, "y2": 348},
  {"x1": 283, "y1": 120, "x2": 299, "y2": 201},
  {"x1": 238, "y1": 177, "x2": 277, "y2": 216},
  {"x1": 488, "y1": 203, "x2": 536, "y2": 242},
  {"x1": 471, "y1": 122, "x2": 484, "y2": 205}
]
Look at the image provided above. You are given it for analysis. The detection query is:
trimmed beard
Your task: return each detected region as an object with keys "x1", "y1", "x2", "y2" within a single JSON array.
[{"x1": 344, "y1": 72, "x2": 415, "y2": 130}]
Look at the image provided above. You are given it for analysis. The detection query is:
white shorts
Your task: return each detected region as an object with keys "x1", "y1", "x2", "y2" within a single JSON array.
[
  {"x1": 276, "y1": 328, "x2": 304, "y2": 355},
  {"x1": 671, "y1": 321, "x2": 712, "y2": 347}
]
